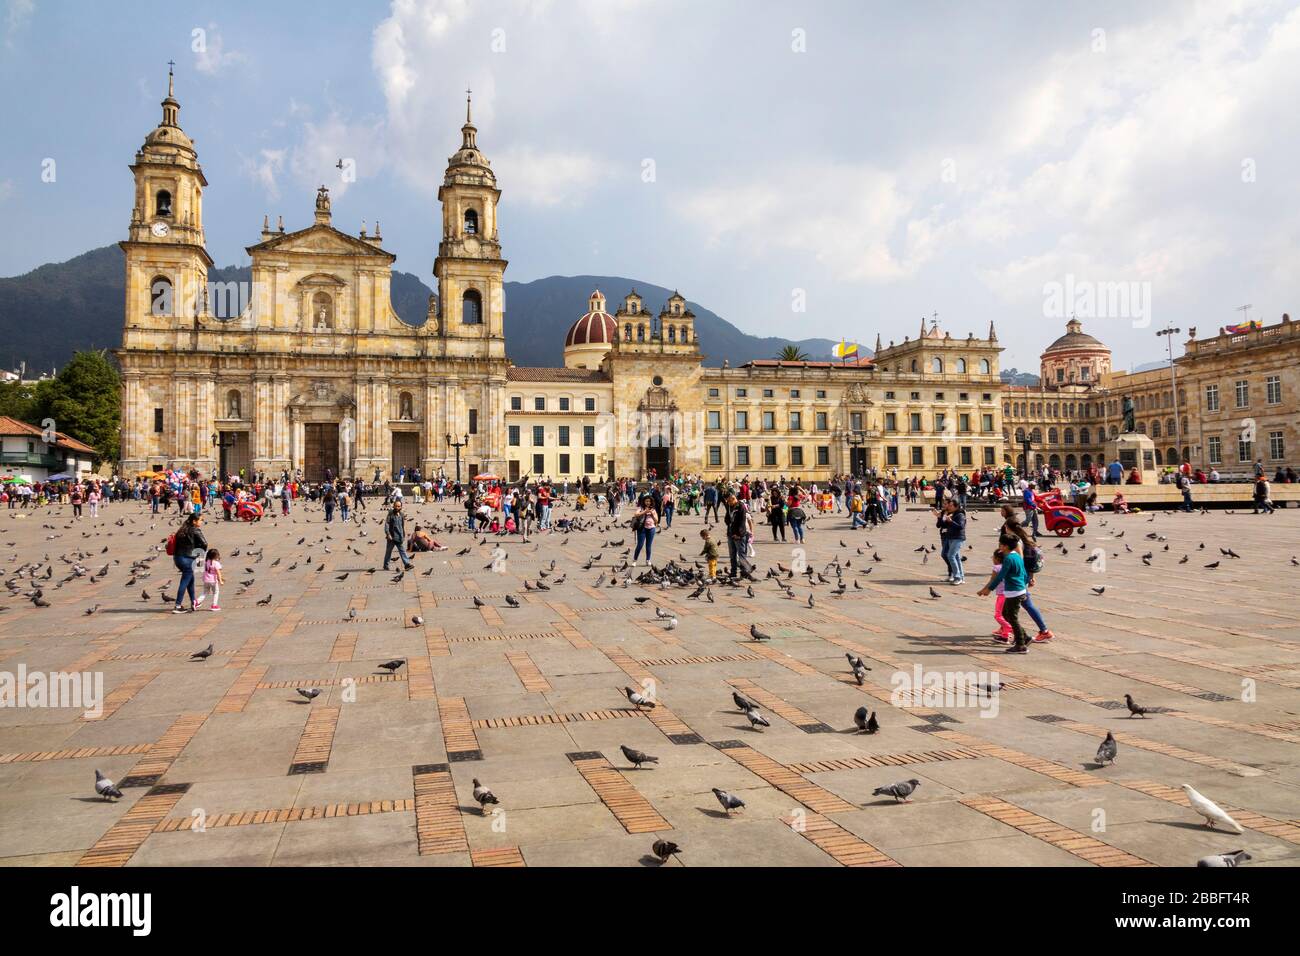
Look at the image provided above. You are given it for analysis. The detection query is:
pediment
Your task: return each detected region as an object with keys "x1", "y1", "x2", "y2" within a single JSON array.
[{"x1": 247, "y1": 224, "x2": 396, "y2": 262}]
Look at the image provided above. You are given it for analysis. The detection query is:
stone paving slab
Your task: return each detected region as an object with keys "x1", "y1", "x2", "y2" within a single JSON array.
[{"x1": 1, "y1": 497, "x2": 1298, "y2": 866}]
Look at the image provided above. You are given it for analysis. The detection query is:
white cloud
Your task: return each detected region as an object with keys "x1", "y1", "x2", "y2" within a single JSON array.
[
  {"x1": 492, "y1": 147, "x2": 617, "y2": 208},
  {"x1": 192, "y1": 22, "x2": 246, "y2": 75},
  {"x1": 241, "y1": 149, "x2": 286, "y2": 200},
  {"x1": 4, "y1": 0, "x2": 33, "y2": 47}
]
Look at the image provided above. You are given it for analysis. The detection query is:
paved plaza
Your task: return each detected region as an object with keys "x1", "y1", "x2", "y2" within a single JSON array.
[{"x1": 1, "y1": 496, "x2": 1298, "y2": 868}]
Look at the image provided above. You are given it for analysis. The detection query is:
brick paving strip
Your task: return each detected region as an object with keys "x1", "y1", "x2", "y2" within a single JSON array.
[
  {"x1": 600, "y1": 647, "x2": 701, "y2": 744},
  {"x1": 62, "y1": 643, "x2": 121, "y2": 673},
  {"x1": 470, "y1": 846, "x2": 526, "y2": 867},
  {"x1": 929, "y1": 728, "x2": 1106, "y2": 788},
  {"x1": 256, "y1": 673, "x2": 407, "y2": 690},
  {"x1": 214, "y1": 664, "x2": 269, "y2": 713},
  {"x1": 711, "y1": 740, "x2": 859, "y2": 814},
  {"x1": 83, "y1": 667, "x2": 161, "y2": 721},
  {"x1": 1030, "y1": 715, "x2": 1265, "y2": 777},
  {"x1": 726, "y1": 677, "x2": 836, "y2": 732},
  {"x1": 471, "y1": 708, "x2": 643, "y2": 730},
  {"x1": 155, "y1": 798, "x2": 415, "y2": 832},
  {"x1": 959, "y1": 795, "x2": 1154, "y2": 866},
  {"x1": 438, "y1": 696, "x2": 483, "y2": 761},
  {"x1": 406, "y1": 654, "x2": 437, "y2": 701},
  {"x1": 329, "y1": 631, "x2": 358, "y2": 662},
  {"x1": 118, "y1": 712, "x2": 208, "y2": 788},
  {"x1": 288, "y1": 705, "x2": 341, "y2": 774},
  {"x1": 449, "y1": 629, "x2": 563, "y2": 643},
  {"x1": 544, "y1": 602, "x2": 595, "y2": 648},
  {"x1": 504, "y1": 650, "x2": 552, "y2": 693},
  {"x1": 636, "y1": 653, "x2": 762, "y2": 666},
  {"x1": 411, "y1": 763, "x2": 470, "y2": 855},
  {"x1": 0, "y1": 742, "x2": 154, "y2": 764},
  {"x1": 1117, "y1": 780, "x2": 1300, "y2": 844},
  {"x1": 566, "y1": 752, "x2": 673, "y2": 834},
  {"x1": 787, "y1": 747, "x2": 985, "y2": 774},
  {"x1": 76, "y1": 783, "x2": 191, "y2": 867},
  {"x1": 778, "y1": 808, "x2": 902, "y2": 867}
]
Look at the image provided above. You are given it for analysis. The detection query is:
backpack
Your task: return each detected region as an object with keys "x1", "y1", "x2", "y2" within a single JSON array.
[
  {"x1": 1025, "y1": 546, "x2": 1044, "y2": 574},
  {"x1": 165, "y1": 532, "x2": 178, "y2": 556}
]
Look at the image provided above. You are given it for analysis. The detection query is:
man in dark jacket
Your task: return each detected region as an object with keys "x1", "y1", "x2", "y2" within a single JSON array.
[
  {"x1": 725, "y1": 494, "x2": 748, "y2": 577},
  {"x1": 384, "y1": 500, "x2": 414, "y2": 571}
]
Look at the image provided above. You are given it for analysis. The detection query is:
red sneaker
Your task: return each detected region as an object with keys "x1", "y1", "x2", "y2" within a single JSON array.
[{"x1": 1033, "y1": 630, "x2": 1054, "y2": 642}]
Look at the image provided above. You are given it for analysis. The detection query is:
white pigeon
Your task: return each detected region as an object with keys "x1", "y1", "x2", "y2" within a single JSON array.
[
  {"x1": 663, "y1": 617, "x2": 678, "y2": 630},
  {"x1": 1181, "y1": 784, "x2": 1244, "y2": 833}
]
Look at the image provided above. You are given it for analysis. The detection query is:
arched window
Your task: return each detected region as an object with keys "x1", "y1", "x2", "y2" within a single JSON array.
[
  {"x1": 956, "y1": 358, "x2": 967, "y2": 373},
  {"x1": 1014, "y1": 428, "x2": 1026, "y2": 443},
  {"x1": 155, "y1": 189, "x2": 172, "y2": 217},
  {"x1": 1151, "y1": 420, "x2": 1161, "y2": 438},
  {"x1": 1169, "y1": 447, "x2": 1180, "y2": 465},
  {"x1": 150, "y1": 276, "x2": 173, "y2": 316},
  {"x1": 462, "y1": 289, "x2": 482, "y2": 325},
  {"x1": 463, "y1": 208, "x2": 478, "y2": 235},
  {"x1": 910, "y1": 359, "x2": 918, "y2": 373},
  {"x1": 1030, "y1": 428, "x2": 1043, "y2": 443},
  {"x1": 1049, "y1": 454, "x2": 1061, "y2": 469},
  {"x1": 312, "y1": 291, "x2": 334, "y2": 329},
  {"x1": 1166, "y1": 418, "x2": 1176, "y2": 437},
  {"x1": 226, "y1": 390, "x2": 241, "y2": 419},
  {"x1": 932, "y1": 357, "x2": 943, "y2": 373},
  {"x1": 623, "y1": 324, "x2": 632, "y2": 341},
  {"x1": 1065, "y1": 454, "x2": 1077, "y2": 471},
  {"x1": 1048, "y1": 427, "x2": 1059, "y2": 444},
  {"x1": 1110, "y1": 425, "x2": 1118, "y2": 439},
  {"x1": 1081, "y1": 454, "x2": 1092, "y2": 469},
  {"x1": 979, "y1": 358, "x2": 990, "y2": 374},
  {"x1": 637, "y1": 324, "x2": 645, "y2": 342},
  {"x1": 667, "y1": 326, "x2": 676, "y2": 343},
  {"x1": 1155, "y1": 449, "x2": 1163, "y2": 465},
  {"x1": 1003, "y1": 404, "x2": 1010, "y2": 415},
  {"x1": 1080, "y1": 427, "x2": 1090, "y2": 444},
  {"x1": 398, "y1": 391, "x2": 414, "y2": 421},
  {"x1": 1064, "y1": 428, "x2": 1074, "y2": 445}
]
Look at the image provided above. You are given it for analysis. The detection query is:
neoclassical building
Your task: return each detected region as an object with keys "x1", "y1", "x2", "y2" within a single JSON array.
[{"x1": 117, "y1": 73, "x2": 1011, "y2": 483}]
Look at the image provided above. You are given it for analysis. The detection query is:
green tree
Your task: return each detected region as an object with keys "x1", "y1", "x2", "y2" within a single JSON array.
[
  {"x1": 37, "y1": 350, "x2": 120, "y2": 461},
  {"x1": 777, "y1": 345, "x2": 809, "y2": 362},
  {"x1": 0, "y1": 379, "x2": 39, "y2": 421}
]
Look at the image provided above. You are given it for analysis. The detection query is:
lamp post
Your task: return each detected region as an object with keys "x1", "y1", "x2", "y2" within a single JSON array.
[
  {"x1": 1156, "y1": 323, "x2": 1182, "y2": 465},
  {"x1": 845, "y1": 430, "x2": 867, "y2": 478},
  {"x1": 211, "y1": 431, "x2": 236, "y2": 480},
  {"x1": 446, "y1": 432, "x2": 469, "y2": 484},
  {"x1": 1020, "y1": 431, "x2": 1033, "y2": 481}
]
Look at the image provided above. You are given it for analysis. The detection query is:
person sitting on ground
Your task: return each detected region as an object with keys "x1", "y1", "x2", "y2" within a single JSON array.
[{"x1": 1112, "y1": 491, "x2": 1130, "y2": 514}]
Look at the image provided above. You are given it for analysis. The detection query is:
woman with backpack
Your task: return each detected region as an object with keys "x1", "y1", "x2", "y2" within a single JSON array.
[
  {"x1": 935, "y1": 497, "x2": 967, "y2": 584},
  {"x1": 631, "y1": 497, "x2": 657, "y2": 567},
  {"x1": 170, "y1": 512, "x2": 208, "y2": 614},
  {"x1": 998, "y1": 505, "x2": 1054, "y2": 642}
]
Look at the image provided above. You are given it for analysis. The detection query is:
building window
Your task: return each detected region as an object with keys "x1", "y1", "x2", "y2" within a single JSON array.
[
  {"x1": 508, "y1": 425, "x2": 520, "y2": 446},
  {"x1": 884, "y1": 413, "x2": 897, "y2": 432},
  {"x1": 789, "y1": 411, "x2": 802, "y2": 430},
  {"x1": 886, "y1": 446, "x2": 899, "y2": 466},
  {"x1": 708, "y1": 388, "x2": 719, "y2": 398},
  {"x1": 464, "y1": 208, "x2": 478, "y2": 235},
  {"x1": 736, "y1": 388, "x2": 747, "y2": 398},
  {"x1": 959, "y1": 413, "x2": 971, "y2": 433},
  {"x1": 534, "y1": 396, "x2": 545, "y2": 411},
  {"x1": 932, "y1": 358, "x2": 942, "y2": 373},
  {"x1": 790, "y1": 389, "x2": 801, "y2": 398},
  {"x1": 1064, "y1": 428, "x2": 1074, "y2": 445},
  {"x1": 1266, "y1": 375, "x2": 1282, "y2": 405},
  {"x1": 583, "y1": 453, "x2": 595, "y2": 474},
  {"x1": 150, "y1": 276, "x2": 173, "y2": 316},
  {"x1": 559, "y1": 453, "x2": 570, "y2": 474},
  {"x1": 1270, "y1": 431, "x2": 1284, "y2": 461},
  {"x1": 736, "y1": 445, "x2": 750, "y2": 466},
  {"x1": 510, "y1": 395, "x2": 522, "y2": 411},
  {"x1": 815, "y1": 389, "x2": 826, "y2": 399},
  {"x1": 815, "y1": 412, "x2": 828, "y2": 431},
  {"x1": 1238, "y1": 438, "x2": 1252, "y2": 463},
  {"x1": 935, "y1": 392, "x2": 945, "y2": 401},
  {"x1": 909, "y1": 413, "x2": 922, "y2": 432},
  {"x1": 531, "y1": 425, "x2": 544, "y2": 445},
  {"x1": 533, "y1": 453, "x2": 544, "y2": 473},
  {"x1": 153, "y1": 408, "x2": 164, "y2": 433},
  {"x1": 1205, "y1": 384, "x2": 1219, "y2": 411},
  {"x1": 762, "y1": 411, "x2": 776, "y2": 431},
  {"x1": 763, "y1": 446, "x2": 777, "y2": 466},
  {"x1": 1080, "y1": 366, "x2": 1090, "y2": 381},
  {"x1": 154, "y1": 189, "x2": 173, "y2": 217},
  {"x1": 980, "y1": 360, "x2": 991, "y2": 374},
  {"x1": 708, "y1": 445, "x2": 722, "y2": 467},
  {"x1": 584, "y1": 397, "x2": 596, "y2": 412},
  {"x1": 762, "y1": 388, "x2": 774, "y2": 398},
  {"x1": 1208, "y1": 436, "x2": 1221, "y2": 464},
  {"x1": 469, "y1": 409, "x2": 478, "y2": 434},
  {"x1": 910, "y1": 446, "x2": 924, "y2": 466},
  {"x1": 885, "y1": 391, "x2": 895, "y2": 400},
  {"x1": 559, "y1": 397, "x2": 570, "y2": 411},
  {"x1": 936, "y1": 447, "x2": 948, "y2": 466},
  {"x1": 816, "y1": 446, "x2": 829, "y2": 466},
  {"x1": 956, "y1": 358, "x2": 967, "y2": 373},
  {"x1": 935, "y1": 413, "x2": 947, "y2": 433},
  {"x1": 707, "y1": 411, "x2": 721, "y2": 430},
  {"x1": 624, "y1": 324, "x2": 632, "y2": 341},
  {"x1": 1056, "y1": 368, "x2": 1065, "y2": 382},
  {"x1": 558, "y1": 426, "x2": 570, "y2": 446},
  {"x1": 910, "y1": 391, "x2": 920, "y2": 400},
  {"x1": 850, "y1": 412, "x2": 864, "y2": 431},
  {"x1": 462, "y1": 289, "x2": 483, "y2": 325},
  {"x1": 583, "y1": 425, "x2": 595, "y2": 446},
  {"x1": 1234, "y1": 380, "x2": 1249, "y2": 408},
  {"x1": 790, "y1": 446, "x2": 804, "y2": 466},
  {"x1": 983, "y1": 447, "x2": 995, "y2": 465},
  {"x1": 735, "y1": 411, "x2": 749, "y2": 430}
]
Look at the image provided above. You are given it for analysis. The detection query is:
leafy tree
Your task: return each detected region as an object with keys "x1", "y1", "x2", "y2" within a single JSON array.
[
  {"x1": 0, "y1": 379, "x2": 39, "y2": 421},
  {"x1": 777, "y1": 345, "x2": 809, "y2": 362},
  {"x1": 35, "y1": 350, "x2": 120, "y2": 461}
]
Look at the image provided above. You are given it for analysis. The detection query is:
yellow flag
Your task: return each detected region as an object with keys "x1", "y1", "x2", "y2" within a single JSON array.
[{"x1": 833, "y1": 340, "x2": 859, "y2": 358}]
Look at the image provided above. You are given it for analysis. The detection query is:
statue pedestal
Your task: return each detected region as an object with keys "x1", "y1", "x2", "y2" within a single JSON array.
[{"x1": 1108, "y1": 432, "x2": 1157, "y2": 484}]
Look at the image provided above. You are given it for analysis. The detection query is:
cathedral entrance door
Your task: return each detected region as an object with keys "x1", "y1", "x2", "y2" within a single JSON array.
[
  {"x1": 391, "y1": 433, "x2": 419, "y2": 478},
  {"x1": 304, "y1": 423, "x2": 340, "y2": 481},
  {"x1": 645, "y1": 441, "x2": 671, "y2": 480}
]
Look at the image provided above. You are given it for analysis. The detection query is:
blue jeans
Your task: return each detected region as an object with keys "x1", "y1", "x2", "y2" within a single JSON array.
[
  {"x1": 174, "y1": 554, "x2": 196, "y2": 608},
  {"x1": 634, "y1": 526, "x2": 656, "y2": 563},
  {"x1": 789, "y1": 518, "x2": 805, "y2": 542},
  {"x1": 384, "y1": 538, "x2": 413, "y2": 569},
  {"x1": 663, "y1": 504, "x2": 674, "y2": 528},
  {"x1": 941, "y1": 537, "x2": 964, "y2": 581},
  {"x1": 850, "y1": 510, "x2": 864, "y2": 528},
  {"x1": 1022, "y1": 591, "x2": 1047, "y2": 632}
]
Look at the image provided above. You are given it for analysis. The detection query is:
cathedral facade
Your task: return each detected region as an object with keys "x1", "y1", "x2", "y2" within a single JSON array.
[{"x1": 116, "y1": 74, "x2": 1023, "y2": 483}]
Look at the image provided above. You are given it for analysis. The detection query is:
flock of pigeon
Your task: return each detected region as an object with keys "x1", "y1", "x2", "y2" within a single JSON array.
[{"x1": 2, "y1": 495, "x2": 1275, "y2": 868}]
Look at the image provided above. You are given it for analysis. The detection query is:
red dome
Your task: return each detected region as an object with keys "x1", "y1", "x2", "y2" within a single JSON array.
[{"x1": 565, "y1": 311, "x2": 617, "y2": 347}]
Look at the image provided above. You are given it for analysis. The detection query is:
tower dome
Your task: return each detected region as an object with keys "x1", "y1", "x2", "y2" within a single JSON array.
[
  {"x1": 563, "y1": 290, "x2": 617, "y2": 368},
  {"x1": 1040, "y1": 318, "x2": 1111, "y2": 386}
]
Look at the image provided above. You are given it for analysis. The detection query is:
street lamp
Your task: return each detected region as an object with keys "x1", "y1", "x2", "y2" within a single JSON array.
[
  {"x1": 211, "y1": 431, "x2": 236, "y2": 479},
  {"x1": 1156, "y1": 323, "x2": 1182, "y2": 465},
  {"x1": 845, "y1": 430, "x2": 867, "y2": 477},
  {"x1": 446, "y1": 432, "x2": 469, "y2": 484}
]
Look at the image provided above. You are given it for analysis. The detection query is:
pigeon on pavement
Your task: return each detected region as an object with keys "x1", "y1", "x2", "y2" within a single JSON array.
[
  {"x1": 1181, "y1": 784, "x2": 1244, "y2": 833},
  {"x1": 471, "y1": 778, "x2": 499, "y2": 813},
  {"x1": 620, "y1": 744, "x2": 658, "y2": 769},
  {"x1": 651, "y1": 838, "x2": 680, "y2": 864},
  {"x1": 1197, "y1": 850, "x2": 1251, "y2": 868},
  {"x1": 94, "y1": 769, "x2": 123, "y2": 801},
  {"x1": 712, "y1": 788, "x2": 746, "y2": 814},
  {"x1": 872, "y1": 779, "x2": 920, "y2": 803},
  {"x1": 1096, "y1": 732, "x2": 1117, "y2": 766}
]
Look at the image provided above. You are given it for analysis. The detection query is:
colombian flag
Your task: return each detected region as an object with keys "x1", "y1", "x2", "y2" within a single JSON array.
[
  {"x1": 833, "y1": 339, "x2": 859, "y2": 359},
  {"x1": 1226, "y1": 321, "x2": 1261, "y2": 334}
]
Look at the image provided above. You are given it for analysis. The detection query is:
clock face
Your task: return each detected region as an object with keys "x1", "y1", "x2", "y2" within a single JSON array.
[{"x1": 151, "y1": 221, "x2": 170, "y2": 238}]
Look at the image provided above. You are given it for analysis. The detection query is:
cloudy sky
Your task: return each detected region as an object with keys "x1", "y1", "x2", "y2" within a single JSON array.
[{"x1": 2, "y1": 0, "x2": 1298, "y2": 368}]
